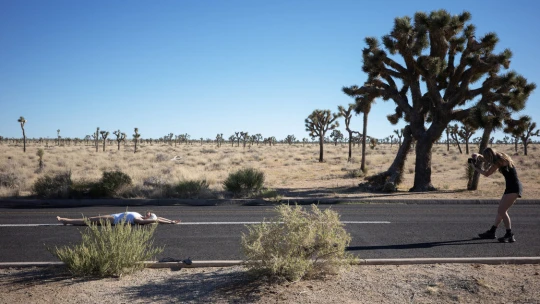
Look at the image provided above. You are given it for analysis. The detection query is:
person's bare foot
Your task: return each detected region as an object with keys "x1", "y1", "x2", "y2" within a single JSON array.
[{"x1": 172, "y1": 220, "x2": 181, "y2": 224}]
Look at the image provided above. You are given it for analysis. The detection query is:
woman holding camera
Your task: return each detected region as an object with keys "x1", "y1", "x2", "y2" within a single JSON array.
[{"x1": 470, "y1": 147, "x2": 522, "y2": 243}]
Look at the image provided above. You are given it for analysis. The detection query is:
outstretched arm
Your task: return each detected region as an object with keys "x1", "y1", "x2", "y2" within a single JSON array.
[{"x1": 156, "y1": 216, "x2": 180, "y2": 224}]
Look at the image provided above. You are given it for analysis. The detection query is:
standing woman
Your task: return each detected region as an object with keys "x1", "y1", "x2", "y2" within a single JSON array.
[{"x1": 471, "y1": 147, "x2": 522, "y2": 243}]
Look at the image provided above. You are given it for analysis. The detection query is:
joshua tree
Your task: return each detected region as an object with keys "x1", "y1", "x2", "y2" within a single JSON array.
[
  {"x1": 113, "y1": 130, "x2": 126, "y2": 151},
  {"x1": 36, "y1": 148, "x2": 45, "y2": 172},
  {"x1": 216, "y1": 133, "x2": 223, "y2": 147},
  {"x1": 338, "y1": 104, "x2": 359, "y2": 161},
  {"x1": 346, "y1": 10, "x2": 535, "y2": 192},
  {"x1": 133, "y1": 128, "x2": 141, "y2": 153},
  {"x1": 342, "y1": 86, "x2": 376, "y2": 173},
  {"x1": 57, "y1": 129, "x2": 61, "y2": 146},
  {"x1": 285, "y1": 134, "x2": 296, "y2": 145},
  {"x1": 448, "y1": 124, "x2": 463, "y2": 154},
  {"x1": 100, "y1": 130, "x2": 109, "y2": 152},
  {"x1": 305, "y1": 109, "x2": 339, "y2": 162},
  {"x1": 254, "y1": 134, "x2": 263, "y2": 145},
  {"x1": 457, "y1": 123, "x2": 477, "y2": 154},
  {"x1": 505, "y1": 116, "x2": 539, "y2": 156},
  {"x1": 240, "y1": 132, "x2": 249, "y2": 148},
  {"x1": 329, "y1": 129, "x2": 343, "y2": 146},
  {"x1": 229, "y1": 134, "x2": 236, "y2": 146},
  {"x1": 17, "y1": 116, "x2": 27, "y2": 153},
  {"x1": 94, "y1": 127, "x2": 100, "y2": 152},
  {"x1": 394, "y1": 129, "x2": 403, "y2": 148}
]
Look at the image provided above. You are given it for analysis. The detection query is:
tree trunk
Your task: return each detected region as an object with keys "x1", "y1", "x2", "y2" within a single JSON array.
[
  {"x1": 410, "y1": 134, "x2": 436, "y2": 192},
  {"x1": 318, "y1": 135, "x2": 324, "y2": 162},
  {"x1": 360, "y1": 113, "x2": 368, "y2": 172},
  {"x1": 522, "y1": 136, "x2": 528, "y2": 156},
  {"x1": 469, "y1": 126, "x2": 492, "y2": 190},
  {"x1": 21, "y1": 128, "x2": 26, "y2": 153},
  {"x1": 134, "y1": 140, "x2": 138, "y2": 153},
  {"x1": 347, "y1": 131, "x2": 352, "y2": 162},
  {"x1": 363, "y1": 125, "x2": 413, "y2": 191}
]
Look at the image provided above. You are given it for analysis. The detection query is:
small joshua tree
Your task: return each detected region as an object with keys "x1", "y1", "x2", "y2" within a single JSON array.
[
  {"x1": 100, "y1": 130, "x2": 109, "y2": 152},
  {"x1": 305, "y1": 109, "x2": 339, "y2": 162},
  {"x1": 36, "y1": 148, "x2": 45, "y2": 172},
  {"x1": 133, "y1": 128, "x2": 141, "y2": 153},
  {"x1": 94, "y1": 127, "x2": 100, "y2": 152},
  {"x1": 17, "y1": 116, "x2": 27, "y2": 153},
  {"x1": 113, "y1": 130, "x2": 126, "y2": 151}
]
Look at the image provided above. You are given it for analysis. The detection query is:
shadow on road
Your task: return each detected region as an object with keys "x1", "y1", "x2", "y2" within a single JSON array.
[{"x1": 346, "y1": 238, "x2": 493, "y2": 251}]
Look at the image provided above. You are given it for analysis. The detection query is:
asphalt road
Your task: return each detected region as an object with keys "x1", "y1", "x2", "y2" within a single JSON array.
[{"x1": 1, "y1": 204, "x2": 539, "y2": 262}]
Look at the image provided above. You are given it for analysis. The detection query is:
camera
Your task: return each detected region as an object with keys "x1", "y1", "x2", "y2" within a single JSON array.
[{"x1": 467, "y1": 158, "x2": 477, "y2": 165}]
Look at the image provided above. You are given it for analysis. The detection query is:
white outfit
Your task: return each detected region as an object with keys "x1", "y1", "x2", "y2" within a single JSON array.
[{"x1": 111, "y1": 212, "x2": 142, "y2": 224}]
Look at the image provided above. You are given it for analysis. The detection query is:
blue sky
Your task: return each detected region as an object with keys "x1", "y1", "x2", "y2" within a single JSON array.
[{"x1": 1, "y1": 0, "x2": 539, "y2": 141}]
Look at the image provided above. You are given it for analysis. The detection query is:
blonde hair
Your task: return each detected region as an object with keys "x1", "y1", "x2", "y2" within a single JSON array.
[{"x1": 482, "y1": 147, "x2": 514, "y2": 171}]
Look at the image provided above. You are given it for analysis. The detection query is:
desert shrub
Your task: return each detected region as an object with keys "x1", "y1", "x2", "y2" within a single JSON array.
[
  {"x1": 241, "y1": 204, "x2": 355, "y2": 282},
  {"x1": 32, "y1": 171, "x2": 72, "y2": 198},
  {"x1": 174, "y1": 179, "x2": 209, "y2": 198},
  {"x1": 49, "y1": 218, "x2": 163, "y2": 277},
  {"x1": 0, "y1": 172, "x2": 20, "y2": 188},
  {"x1": 69, "y1": 179, "x2": 96, "y2": 199},
  {"x1": 223, "y1": 167, "x2": 265, "y2": 197},
  {"x1": 90, "y1": 170, "x2": 132, "y2": 198}
]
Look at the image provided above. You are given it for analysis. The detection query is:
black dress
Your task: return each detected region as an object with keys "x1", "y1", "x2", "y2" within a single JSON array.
[{"x1": 500, "y1": 165, "x2": 522, "y2": 197}]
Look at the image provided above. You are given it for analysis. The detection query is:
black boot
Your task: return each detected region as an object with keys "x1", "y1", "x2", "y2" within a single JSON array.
[
  {"x1": 478, "y1": 226, "x2": 497, "y2": 239},
  {"x1": 498, "y1": 230, "x2": 516, "y2": 243}
]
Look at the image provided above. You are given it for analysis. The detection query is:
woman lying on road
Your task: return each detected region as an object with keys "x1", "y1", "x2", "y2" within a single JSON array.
[{"x1": 56, "y1": 211, "x2": 180, "y2": 226}]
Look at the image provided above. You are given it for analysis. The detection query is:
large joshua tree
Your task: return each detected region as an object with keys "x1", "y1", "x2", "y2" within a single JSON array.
[
  {"x1": 113, "y1": 130, "x2": 126, "y2": 151},
  {"x1": 305, "y1": 109, "x2": 339, "y2": 162},
  {"x1": 349, "y1": 9, "x2": 535, "y2": 192},
  {"x1": 17, "y1": 116, "x2": 27, "y2": 153}
]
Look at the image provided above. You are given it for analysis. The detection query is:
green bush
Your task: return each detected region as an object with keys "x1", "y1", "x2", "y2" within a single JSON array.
[
  {"x1": 241, "y1": 204, "x2": 355, "y2": 282},
  {"x1": 32, "y1": 171, "x2": 72, "y2": 198},
  {"x1": 49, "y1": 218, "x2": 163, "y2": 277},
  {"x1": 90, "y1": 170, "x2": 132, "y2": 198},
  {"x1": 175, "y1": 179, "x2": 209, "y2": 198},
  {"x1": 223, "y1": 167, "x2": 265, "y2": 197}
]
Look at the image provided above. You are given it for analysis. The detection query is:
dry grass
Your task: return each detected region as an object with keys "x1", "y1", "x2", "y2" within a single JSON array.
[{"x1": 1, "y1": 141, "x2": 539, "y2": 200}]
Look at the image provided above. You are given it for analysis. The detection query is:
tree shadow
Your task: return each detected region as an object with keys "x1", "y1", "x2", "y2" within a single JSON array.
[
  {"x1": 346, "y1": 238, "x2": 492, "y2": 251},
  {"x1": 0, "y1": 266, "x2": 90, "y2": 290},
  {"x1": 124, "y1": 268, "x2": 267, "y2": 303}
]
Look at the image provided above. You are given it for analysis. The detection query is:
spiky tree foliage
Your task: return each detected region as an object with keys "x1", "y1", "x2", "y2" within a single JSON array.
[
  {"x1": 17, "y1": 116, "x2": 27, "y2": 153},
  {"x1": 348, "y1": 10, "x2": 535, "y2": 192},
  {"x1": 342, "y1": 86, "x2": 376, "y2": 172},
  {"x1": 100, "y1": 130, "x2": 109, "y2": 152},
  {"x1": 285, "y1": 135, "x2": 296, "y2": 145},
  {"x1": 305, "y1": 109, "x2": 339, "y2": 163},
  {"x1": 113, "y1": 130, "x2": 126, "y2": 151},
  {"x1": 330, "y1": 129, "x2": 343, "y2": 146},
  {"x1": 505, "y1": 116, "x2": 539, "y2": 156},
  {"x1": 133, "y1": 128, "x2": 141, "y2": 153}
]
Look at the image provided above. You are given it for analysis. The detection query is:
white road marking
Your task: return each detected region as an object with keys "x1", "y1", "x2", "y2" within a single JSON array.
[{"x1": 0, "y1": 221, "x2": 390, "y2": 227}]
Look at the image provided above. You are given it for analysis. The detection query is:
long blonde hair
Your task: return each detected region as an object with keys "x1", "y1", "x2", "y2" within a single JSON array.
[{"x1": 482, "y1": 147, "x2": 514, "y2": 171}]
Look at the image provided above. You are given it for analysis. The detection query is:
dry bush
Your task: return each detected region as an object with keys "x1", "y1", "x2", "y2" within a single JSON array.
[{"x1": 241, "y1": 204, "x2": 354, "y2": 282}]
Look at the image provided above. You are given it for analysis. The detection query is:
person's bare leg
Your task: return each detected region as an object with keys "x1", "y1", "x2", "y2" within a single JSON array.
[
  {"x1": 494, "y1": 193, "x2": 518, "y2": 229},
  {"x1": 57, "y1": 215, "x2": 114, "y2": 226}
]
